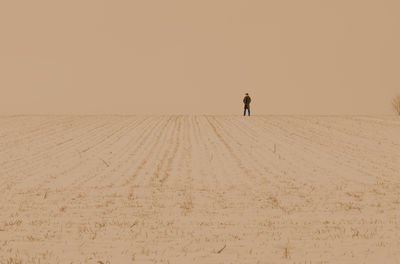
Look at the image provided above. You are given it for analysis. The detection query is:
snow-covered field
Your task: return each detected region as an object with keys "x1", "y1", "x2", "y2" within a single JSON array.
[{"x1": 0, "y1": 115, "x2": 399, "y2": 263}]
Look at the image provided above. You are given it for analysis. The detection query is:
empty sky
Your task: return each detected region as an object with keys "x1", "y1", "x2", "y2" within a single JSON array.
[{"x1": 1, "y1": 0, "x2": 399, "y2": 115}]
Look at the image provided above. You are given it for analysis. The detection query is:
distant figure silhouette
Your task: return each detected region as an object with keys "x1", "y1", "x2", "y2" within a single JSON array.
[{"x1": 243, "y1": 93, "x2": 251, "y2": 116}]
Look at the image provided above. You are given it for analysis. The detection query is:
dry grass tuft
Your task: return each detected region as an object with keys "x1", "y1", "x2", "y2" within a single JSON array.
[{"x1": 180, "y1": 195, "x2": 193, "y2": 215}]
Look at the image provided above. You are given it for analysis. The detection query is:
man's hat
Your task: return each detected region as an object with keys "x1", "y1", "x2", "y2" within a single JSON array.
[{"x1": 245, "y1": 93, "x2": 249, "y2": 95}]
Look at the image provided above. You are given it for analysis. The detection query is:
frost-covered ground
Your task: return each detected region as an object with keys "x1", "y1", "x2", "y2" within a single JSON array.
[{"x1": 0, "y1": 115, "x2": 399, "y2": 263}]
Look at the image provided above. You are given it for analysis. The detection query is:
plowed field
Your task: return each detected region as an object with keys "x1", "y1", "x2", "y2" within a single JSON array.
[{"x1": 0, "y1": 115, "x2": 399, "y2": 263}]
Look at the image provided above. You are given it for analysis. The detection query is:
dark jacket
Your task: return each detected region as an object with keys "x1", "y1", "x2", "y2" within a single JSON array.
[{"x1": 243, "y1": 95, "x2": 251, "y2": 107}]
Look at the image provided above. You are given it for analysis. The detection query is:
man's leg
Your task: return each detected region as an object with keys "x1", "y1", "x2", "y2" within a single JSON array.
[
  {"x1": 248, "y1": 108, "x2": 250, "y2": 116},
  {"x1": 243, "y1": 107, "x2": 246, "y2": 116}
]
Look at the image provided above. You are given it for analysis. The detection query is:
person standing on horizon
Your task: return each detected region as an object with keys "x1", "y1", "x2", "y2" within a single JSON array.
[{"x1": 243, "y1": 93, "x2": 251, "y2": 116}]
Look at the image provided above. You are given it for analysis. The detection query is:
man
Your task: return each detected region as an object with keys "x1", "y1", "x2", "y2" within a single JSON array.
[{"x1": 243, "y1": 93, "x2": 251, "y2": 116}]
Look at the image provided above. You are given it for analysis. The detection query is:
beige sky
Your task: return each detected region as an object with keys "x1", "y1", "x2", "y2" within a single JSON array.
[{"x1": 1, "y1": 0, "x2": 399, "y2": 115}]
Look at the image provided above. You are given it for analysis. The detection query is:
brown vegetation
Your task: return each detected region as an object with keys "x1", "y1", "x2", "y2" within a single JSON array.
[{"x1": 392, "y1": 95, "x2": 400, "y2": 115}]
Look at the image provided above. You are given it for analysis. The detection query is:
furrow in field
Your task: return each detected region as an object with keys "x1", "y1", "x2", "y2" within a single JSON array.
[
  {"x1": 142, "y1": 115, "x2": 180, "y2": 186},
  {"x1": 190, "y1": 116, "x2": 221, "y2": 190},
  {"x1": 202, "y1": 116, "x2": 267, "y2": 201},
  {"x1": 0, "y1": 116, "x2": 113, "y2": 166},
  {"x1": 198, "y1": 116, "x2": 242, "y2": 190},
  {"x1": 250, "y1": 116, "x2": 399, "y2": 213},
  {"x1": 124, "y1": 116, "x2": 175, "y2": 188},
  {"x1": 40, "y1": 117, "x2": 148, "y2": 190},
  {"x1": 211, "y1": 116, "x2": 287, "y2": 178},
  {"x1": 150, "y1": 115, "x2": 183, "y2": 185},
  {"x1": 221, "y1": 117, "x2": 362, "y2": 213},
  {"x1": 288, "y1": 116, "x2": 399, "y2": 153},
  {"x1": 0, "y1": 116, "x2": 90, "y2": 161},
  {"x1": 0, "y1": 116, "x2": 115, "y2": 192},
  {"x1": 39, "y1": 116, "x2": 153, "y2": 191},
  {"x1": 227, "y1": 116, "x2": 321, "y2": 178},
  {"x1": 76, "y1": 116, "x2": 164, "y2": 189},
  {"x1": 180, "y1": 115, "x2": 229, "y2": 215},
  {"x1": 250, "y1": 117, "x2": 374, "y2": 184},
  {"x1": 138, "y1": 116, "x2": 188, "y2": 224},
  {"x1": 0, "y1": 116, "x2": 113, "y2": 161},
  {"x1": 1, "y1": 116, "x2": 149, "y2": 193},
  {"x1": 206, "y1": 117, "x2": 317, "y2": 214},
  {"x1": 0, "y1": 116, "x2": 73, "y2": 144},
  {"x1": 265, "y1": 116, "x2": 399, "y2": 183}
]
